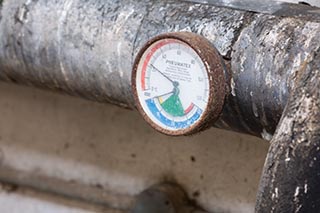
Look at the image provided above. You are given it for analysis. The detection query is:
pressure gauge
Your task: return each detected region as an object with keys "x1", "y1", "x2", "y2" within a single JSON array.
[{"x1": 132, "y1": 32, "x2": 226, "y2": 136}]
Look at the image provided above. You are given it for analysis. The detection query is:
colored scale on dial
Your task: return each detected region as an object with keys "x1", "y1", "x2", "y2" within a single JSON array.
[{"x1": 136, "y1": 38, "x2": 210, "y2": 132}]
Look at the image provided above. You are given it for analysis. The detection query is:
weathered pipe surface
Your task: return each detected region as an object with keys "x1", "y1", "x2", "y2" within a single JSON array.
[
  {"x1": 0, "y1": 0, "x2": 320, "y2": 138},
  {"x1": 186, "y1": 0, "x2": 320, "y2": 20},
  {"x1": 256, "y1": 46, "x2": 320, "y2": 212},
  {"x1": 223, "y1": 15, "x2": 320, "y2": 138}
]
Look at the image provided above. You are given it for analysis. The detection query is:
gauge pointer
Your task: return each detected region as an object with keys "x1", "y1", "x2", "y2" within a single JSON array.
[
  {"x1": 150, "y1": 64, "x2": 180, "y2": 93},
  {"x1": 151, "y1": 91, "x2": 174, "y2": 99},
  {"x1": 150, "y1": 64, "x2": 175, "y2": 84}
]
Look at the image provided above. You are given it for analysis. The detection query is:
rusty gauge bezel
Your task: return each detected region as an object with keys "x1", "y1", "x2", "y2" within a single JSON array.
[{"x1": 132, "y1": 32, "x2": 226, "y2": 136}]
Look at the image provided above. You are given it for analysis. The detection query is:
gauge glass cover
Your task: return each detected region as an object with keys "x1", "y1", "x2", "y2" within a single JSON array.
[{"x1": 135, "y1": 38, "x2": 210, "y2": 133}]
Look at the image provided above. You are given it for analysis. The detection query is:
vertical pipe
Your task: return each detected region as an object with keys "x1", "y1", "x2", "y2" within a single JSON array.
[{"x1": 256, "y1": 49, "x2": 320, "y2": 212}]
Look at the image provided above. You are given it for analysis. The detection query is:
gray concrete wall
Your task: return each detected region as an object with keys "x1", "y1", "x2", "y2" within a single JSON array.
[
  {"x1": 0, "y1": 183, "x2": 122, "y2": 213},
  {"x1": 0, "y1": 82, "x2": 269, "y2": 212}
]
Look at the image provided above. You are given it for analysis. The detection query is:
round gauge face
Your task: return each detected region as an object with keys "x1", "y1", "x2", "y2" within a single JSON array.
[{"x1": 134, "y1": 38, "x2": 211, "y2": 134}]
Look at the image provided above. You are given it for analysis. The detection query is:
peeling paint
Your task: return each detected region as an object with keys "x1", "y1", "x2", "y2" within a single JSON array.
[
  {"x1": 304, "y1": 183, "x2": 308, "y2": 194},
  {"x1": 230, "y1": 78, "x2": 236, "y2": 97},
  {"x1": 261, "y1": 129, "x2": 273, "y2": 141},
  {"x1": 252, "y1": 102, "x2": 259, "y2": 118},
  {"x1": 271, "y1": 187, "x2": 279, "y2": 200},
  {"x1": 265, "y1": 72, "x2": 272, "y2": 87},
  {"x1": 294, "y1": 186, "x2": 300, "y2": 197}
]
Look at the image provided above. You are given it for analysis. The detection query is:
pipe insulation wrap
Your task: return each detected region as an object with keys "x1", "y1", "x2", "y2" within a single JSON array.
[
  {"x1": 256, "y1": 44, "x2": 320, "y2": 213},
  {"x1": 0, "y1": 0, "x2": 320, "y2": 137},
  {"x1": 0, "y1": 0, "x2": 245, "y2": 104}
]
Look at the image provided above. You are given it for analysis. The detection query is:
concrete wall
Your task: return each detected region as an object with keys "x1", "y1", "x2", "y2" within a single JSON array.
[
  {"x1": 0, "y1": 82, "x2": 269, "y2": 212},
  {"x1": 0, "y1": 183, "x2": 122, "y2": 213}
]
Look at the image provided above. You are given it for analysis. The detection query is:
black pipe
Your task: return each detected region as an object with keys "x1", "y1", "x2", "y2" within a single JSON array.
[{"x1": 256, "y1": 49, "x2": 320, "y2": 212}]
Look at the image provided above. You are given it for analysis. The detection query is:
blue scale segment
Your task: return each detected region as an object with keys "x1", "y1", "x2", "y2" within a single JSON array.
[{"x1": 146, "y1": 99, "x2": 202, "y2": 129}]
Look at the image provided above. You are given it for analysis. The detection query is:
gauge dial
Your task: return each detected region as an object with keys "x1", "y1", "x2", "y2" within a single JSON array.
[{"x1": 132, "y1": 32, "x2": 226, "y2": 136}]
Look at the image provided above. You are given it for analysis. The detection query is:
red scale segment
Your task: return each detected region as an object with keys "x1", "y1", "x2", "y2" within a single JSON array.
[
  {"x1": 184, "y1": 103, "x2": 195, "y2": 115},
  {"x1": 141, "y1": 39, "x2": 182, "y2": 90}
]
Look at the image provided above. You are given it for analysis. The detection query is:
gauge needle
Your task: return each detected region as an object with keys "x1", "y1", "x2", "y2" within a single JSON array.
[
  {"x1": 151, "y1": 91, "x2": 174, "y2": 99},
  {"x1": 149, "y1": 64, "x2": 181, "y2": 108},
  {"x1": 150, "y1": 64, "x2": 175, "y2": 84}
]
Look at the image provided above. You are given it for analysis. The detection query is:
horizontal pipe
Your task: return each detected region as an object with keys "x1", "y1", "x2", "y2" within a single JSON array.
[
  {"x1": 0, "y1": 0, "x2": 320, "y2": 138},
  {"x1": 186, "y1": 0, "x2": 320, "y2": 19}
]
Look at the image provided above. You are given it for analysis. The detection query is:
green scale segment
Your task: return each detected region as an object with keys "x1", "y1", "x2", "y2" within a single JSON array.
[{"x1": 160, "y1": 94, "x2": 185, "y2": 117}]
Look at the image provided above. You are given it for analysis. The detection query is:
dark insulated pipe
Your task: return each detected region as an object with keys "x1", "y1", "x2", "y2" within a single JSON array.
[
  {"x1": 1, "y1": 0, "x2": 320, "y2": 138},
  {"x1": 256, "y1": 50, "x2": 320, "y2": 212}
]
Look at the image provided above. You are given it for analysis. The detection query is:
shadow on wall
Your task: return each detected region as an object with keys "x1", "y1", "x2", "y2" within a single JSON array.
[{"x1": 0, "y1": 82, "x2": 269, "y2": 213}]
